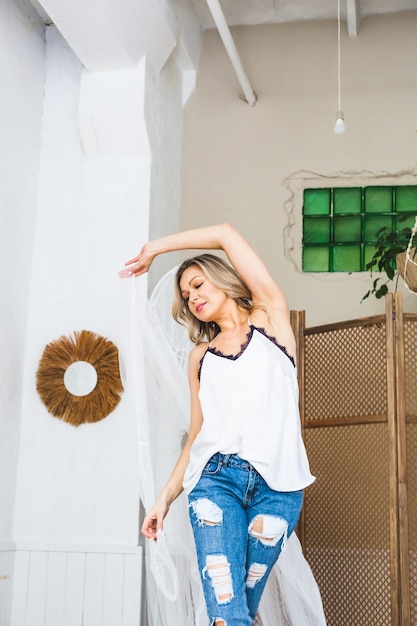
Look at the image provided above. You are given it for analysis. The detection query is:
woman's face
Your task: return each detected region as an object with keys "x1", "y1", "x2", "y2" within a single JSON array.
[{"x1": 179, "y1": 265, "x2": 228, "y2": 322}]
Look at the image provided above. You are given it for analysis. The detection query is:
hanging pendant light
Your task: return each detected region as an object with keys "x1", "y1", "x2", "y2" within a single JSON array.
[
  {"x1": 334, "y1": 111, "x2": 345, "y2": 134},
  {"x1": 334, "y1": 0, "x2": 346, "y2": 134}
]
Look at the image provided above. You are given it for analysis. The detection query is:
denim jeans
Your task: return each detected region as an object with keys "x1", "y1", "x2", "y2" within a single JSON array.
[{"x1": 187, "y1": 453, "x2": 304, "y2": 626}]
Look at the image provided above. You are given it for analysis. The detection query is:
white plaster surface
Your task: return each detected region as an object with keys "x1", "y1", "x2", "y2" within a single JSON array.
[
  {"x1": 0, "y1": 0, "x2": 45, "y2": 543},
  {"x1": 1, "y1": 0, "x2": 192, "y2": 553},
  {"x1": 79, "y1": 67, "x2": 151, "y2": 157},
  {"x1": 0, "y1": 2, "x2": 192, "y2": 622},
  {"x1": 13, "y1": 27, "x2": 151, "y2": 545},
  {"x1": 146, "y1": 55, "x2": 186, "y2": 291}
]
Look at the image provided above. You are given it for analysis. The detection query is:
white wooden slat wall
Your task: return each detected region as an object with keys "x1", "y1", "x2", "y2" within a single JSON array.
[
  {"x1": 0, "y1": 547, "x2": 14, "y2": 626},
  {"x1": 0, "y1": 545, "x2": 143, "y2": 626}
]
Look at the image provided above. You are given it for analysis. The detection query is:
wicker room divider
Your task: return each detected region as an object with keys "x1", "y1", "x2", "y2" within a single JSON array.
[{"x1": 291, "y1": 293, "x2": 417, "y2": 626}]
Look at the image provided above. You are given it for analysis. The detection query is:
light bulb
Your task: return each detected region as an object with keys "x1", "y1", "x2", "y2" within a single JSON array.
[{"x1": 334, "y1": 111, "x2": 346, "y2": 134}]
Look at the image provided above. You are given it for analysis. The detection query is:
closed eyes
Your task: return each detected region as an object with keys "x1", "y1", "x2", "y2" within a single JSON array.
[{"x1": 182, "y1": 282, "x2": 203, "y2": 301}]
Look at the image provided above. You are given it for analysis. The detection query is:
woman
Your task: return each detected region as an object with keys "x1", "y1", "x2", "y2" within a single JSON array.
[{"x1": 119, "y1": 223, "x2": 315, "y2": 626}]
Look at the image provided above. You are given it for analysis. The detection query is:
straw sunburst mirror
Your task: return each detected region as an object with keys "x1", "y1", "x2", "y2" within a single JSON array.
[{"x1": 36, "y1": 330, "x2": 124, "y2": 427}]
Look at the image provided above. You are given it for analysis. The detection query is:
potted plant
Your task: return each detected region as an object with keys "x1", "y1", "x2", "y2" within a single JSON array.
[{"x1": 362, "y1": 224, "x2": 416, "y2": 301}]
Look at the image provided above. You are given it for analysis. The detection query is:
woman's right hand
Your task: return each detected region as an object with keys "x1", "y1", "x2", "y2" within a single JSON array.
[
  {"x1": 118, "y1": 243, "x2": 156, "y2": 278},
  {"x1": 141, "y1": 497, "x2": 170, "y2": 541}
]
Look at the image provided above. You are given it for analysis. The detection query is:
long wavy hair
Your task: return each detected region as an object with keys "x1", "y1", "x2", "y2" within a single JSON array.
[{"x1": 172, "y1": 254, "x2": 253, "y2": 345}]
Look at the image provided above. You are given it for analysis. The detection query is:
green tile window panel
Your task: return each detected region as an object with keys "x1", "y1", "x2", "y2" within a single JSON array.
[
  {"x1": 333, "y1": 187, "x2": 362, "y2": 214},
  {"x1": 303, "y1": 217, "x2": 331, "y2": 244},
  {"x1": 364, "y1": 216, "x2": 394, "y2": 243},
  {"x1": 334, "y1": 215, "x2": 361, "y2": 243},
  {"x1": 303, "y1": 189, "x2": 331, "y2": 215},
  {"x1": 364, "y1": 244, "x2": 378, "y2": 267},
  {"x1": 302, "y1": 246, "x2": 330, "y2": 272},
  {"x1": 333, "y1": 245, "x2": 361, "y2": 272},
  {"x1": 302, "y1": 185, "x2": 417, "y2": 272},
  {"x1": 396, "y1": 213, "x2": 416, "y2": 231},
  {"x1": 364, "y1": 186, "x2": 393, "y2": 213},
  {"x1": 396, "y1": 186, "x2": 417, "y2": 212}
]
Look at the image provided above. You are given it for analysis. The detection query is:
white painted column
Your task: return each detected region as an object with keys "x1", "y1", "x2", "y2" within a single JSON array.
[{"x1": 14, "y1": 25, "x2": 150, "y2": 548}]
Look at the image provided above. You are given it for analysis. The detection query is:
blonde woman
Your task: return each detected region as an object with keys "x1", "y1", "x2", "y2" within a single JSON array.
[{"x1": 120, "y1": 223, "x2": 315, "y2": 626}]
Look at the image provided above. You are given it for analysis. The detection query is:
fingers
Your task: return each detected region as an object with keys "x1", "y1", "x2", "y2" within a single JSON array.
[
  {"x1": 141, "y1": 512, "x2": 164, "y2": 541},
  {"x1": 140, "y1": 516, "x2": 156, "y2": 540},
  {"x1": 118, "y1": 267, "x2": 135, "y2": 278},
  {"x1": 118, "y1": 255, "x2": 150, "y2": 278},
  {"x1": 118, "y1": 261, "x2": 144, "y2": 278}
]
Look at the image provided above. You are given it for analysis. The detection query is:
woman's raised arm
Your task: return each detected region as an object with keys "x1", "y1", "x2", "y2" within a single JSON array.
[{"x1": 119, "y1": 223, "x2": 287, "y2": 312}]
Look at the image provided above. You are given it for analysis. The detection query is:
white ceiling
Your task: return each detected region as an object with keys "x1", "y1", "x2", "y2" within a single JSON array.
[
  {"x1": 190, "y1": 0, "x2": 417, "y2": 30},
  {"x1": 25, "y1": 0, "x2": 417, "y2": 78},
  {"x1": 30, "y1": 0, "x2": 417, "y2": 31}
]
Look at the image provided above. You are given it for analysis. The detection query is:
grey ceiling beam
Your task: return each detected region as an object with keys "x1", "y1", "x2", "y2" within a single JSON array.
[
  {"x1": 346, "y1": 0, "x2": 361, "y2": 36},
  {"x1": 206, "y1": 0, "x2": 257, "y2": 105}
]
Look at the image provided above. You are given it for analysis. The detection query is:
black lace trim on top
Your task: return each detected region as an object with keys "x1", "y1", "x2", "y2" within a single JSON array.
[
  {"x1": 198, "y1": 325, "x2": 295, "y2": 379},
  {"x1": 208, "y1": 326, "x2": 253, "y2": 361},
  {"x1": 254, "y1": 325, "x2": 296, "y2": 367}
]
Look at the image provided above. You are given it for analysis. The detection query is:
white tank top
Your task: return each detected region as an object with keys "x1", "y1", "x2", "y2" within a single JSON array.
[{"x1": 182, "y1": 322, "x2": 315, "y2": 494}]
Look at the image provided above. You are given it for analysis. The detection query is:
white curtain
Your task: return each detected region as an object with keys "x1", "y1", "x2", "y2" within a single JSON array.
[{"x1": 118, "y1": 269, "x2": 327, "y2": 626}]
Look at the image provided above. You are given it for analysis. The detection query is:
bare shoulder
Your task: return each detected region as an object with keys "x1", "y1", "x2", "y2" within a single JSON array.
[
  {"x1": 188, "y1": 342, "x2": 209, "y2": 375},
  {"x1": 190, "y1": 342, "x2": 209, "y2": 360}
]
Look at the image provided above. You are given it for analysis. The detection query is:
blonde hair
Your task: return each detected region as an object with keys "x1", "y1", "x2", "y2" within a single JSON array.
[{"x1": 172, "y1": 254, "x2": 253, "y2": 345}]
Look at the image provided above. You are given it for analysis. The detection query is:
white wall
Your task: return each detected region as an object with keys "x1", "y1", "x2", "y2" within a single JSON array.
[
  {"x1": 145, "y1": 0, "x2": 200, "y2": 290},
  {"x1": 146, "y1": 54, "x2": 186, "y2": 290},
  {"x1": 0, "y1": 0, "x2": 45, "y2": 543},
  {"x1": 10, "y1": 4, "x2": 191, "y2": 549},
  {"x1": 181, "y1": 13, "x2": 417, "y2": 326},
  {"x1": 0, "y1": 0, "x2": 195, "y2": 619},
  {"x1": 12, "y1": 26, "x2": 150, "y2": 546}
]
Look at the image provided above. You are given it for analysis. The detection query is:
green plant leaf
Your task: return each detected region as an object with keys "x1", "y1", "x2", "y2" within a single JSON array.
[
  {"x1": 376, "y1": 283, "x2": 389, "y2": 299},
  {"x1": 385, "y1": 266, "x2": 395, "y2": 280},
  {"x1": 361, "y1": 224, "x2": 410, "y2": 302}
]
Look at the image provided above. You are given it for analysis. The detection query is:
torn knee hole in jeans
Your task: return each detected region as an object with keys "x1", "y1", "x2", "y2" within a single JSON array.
[
  {"x1": 246, "y1": 562, "x2": 268, "y2": 588},
  {"x1": 203, "y1": 554, "x2": 234, "y2": 605},
  {"x1": 189, "y1": 498, "x2": 223, "y2": 526},
  {"x1": 211, "y1": 620, "x2": 227, "y2": 626},
  {"x1": 248, "y1": 514, "x2": 288, "y2": 548}
]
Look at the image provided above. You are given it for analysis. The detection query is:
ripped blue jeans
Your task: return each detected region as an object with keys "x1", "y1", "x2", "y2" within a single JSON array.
[{"x1": 188, "y1": 453, "x2": 303, "y2": 626}]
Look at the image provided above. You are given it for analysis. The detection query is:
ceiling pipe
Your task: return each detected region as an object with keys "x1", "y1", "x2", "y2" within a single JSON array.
[
  {"x1": 346, "y1": 0, "x2": 361, "y2": 36},
  {"x1": 205, "y1": 0, "x2": 257, "y2": 106}
]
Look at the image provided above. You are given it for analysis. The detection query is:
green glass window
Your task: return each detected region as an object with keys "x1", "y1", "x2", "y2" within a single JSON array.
[{"x1": 302, "y1": 185, "x2": 417, "y2": 272}]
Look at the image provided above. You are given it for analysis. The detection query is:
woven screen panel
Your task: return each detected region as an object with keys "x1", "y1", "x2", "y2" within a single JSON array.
[
  {"x1": 407, "y1": 425, "x2": 417, "y2": 624},
  {"x1": 304, "y1": 424, "x2": 392, "y2": 625},
  {"x1": 304, "y1": 323, "x2": 387, "y2": 422},
  {"x1": 404, "y1": 318, "x2": 417, "y2": 418},
  {"x1": 404, "y1": 318, "x2": 417, "y2": 623}
]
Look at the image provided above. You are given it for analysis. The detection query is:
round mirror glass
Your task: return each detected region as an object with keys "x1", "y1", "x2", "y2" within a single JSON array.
[{"x1": 64, "y1": 361, "x2": 98, "y2": 397}]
